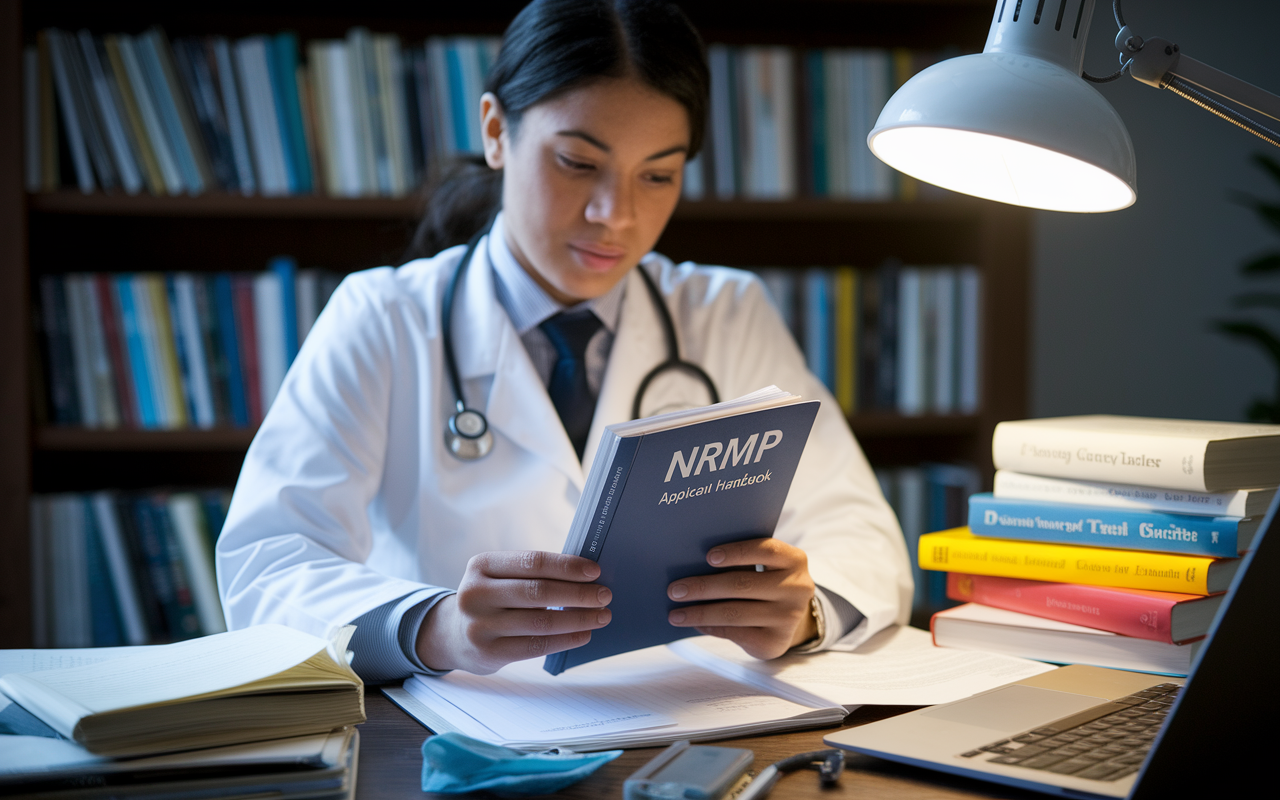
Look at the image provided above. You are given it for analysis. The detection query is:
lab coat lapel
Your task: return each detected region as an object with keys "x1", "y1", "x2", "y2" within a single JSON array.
[
  {"x1": 581, "y1": 265, "x2": 667, "y2": 472},
  {"x1": 454, "y1": 234, "x2": 585, "y2": 489}
]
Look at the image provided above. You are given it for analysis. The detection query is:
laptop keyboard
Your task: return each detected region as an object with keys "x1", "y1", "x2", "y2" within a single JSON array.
[{"x1": 959, "y1": 683, "x2": 1181, "y2": 782}]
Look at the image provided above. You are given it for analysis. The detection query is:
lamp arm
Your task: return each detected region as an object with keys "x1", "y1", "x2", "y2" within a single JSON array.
[{"x1": 1118, "y1": 26, "x2": 1280, "y2": 148}]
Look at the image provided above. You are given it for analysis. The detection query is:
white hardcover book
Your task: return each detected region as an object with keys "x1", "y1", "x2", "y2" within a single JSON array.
[
  {"x1": 211, "y1": 37, "x2": 256, "y2": 195},
  {"x1": 993, "y1": 470, "x2": 1277, "y2": 518},
  {"x1": 117, "y1": 35, "x2": 184, "y2": 195},
  {"x1": 30, "y1": 496, "x2": 51, "y2": 649},
  {"x1": 168, "y1": 494, "x2": 227, "y2": 635},
  {"x1": 253, "y1": 271, "x2": 287, "y2": 413},
  {"x1": 52, "y1": 496, "x2": 92, "y2": 649},
  {"x1": 131, "y1": 276, "x2": 176, "y2": 429},
  {"x1": 991, "y1": 416, "x2": 1280, "y2": 492},
  {"x1": 931, "y1": 268, "x2": 957, "y2": 414},
  {"x1": 707, "y1": 44, "x2": 735, "y2": 198},
  {"x1": 91, "y1": 493, "x2": 149, "y2": 646},
  {"x1": 324, "y1": 42, "x2": 363, "y2": 197},
  {"x1": 46, "y1": 31, "x2": 95, "y2": 193},
  {"x1": 234, "y1": 37, "x2": 289, "y2": 196},
  {"x1": 957, "y1": 266, "x2": 981, "y2": 413},
  {"x1": 896, "y1": 267, "x2": 924, "y2": 415},
  {"x1": 425, "y1": 38, "x2": 455, "y2": 161},
  {"x1": 25, "y1": 46, "x2": 41, "y2": 192},
  {"x1": 79, "y1": 274, "x2": 122, "y2": 428},
  {"x1": 823, "y1": 49, "x2": 848, "y2": 198},
  {"x1": 173, "y1": 275, "x2": 215, "y2": 428},
  {"x1": 63, "y1": 277, "x2": 102, "y2": 427},
  {"x1": 296, "y1": 269, "x2": 319, "y2": 344},
  {"x1": 772, "y1": 47, "x2": 796, "y2": 199},
  {"x1": 78, "y1": 31, "x2": 142, "y2": 194},
  {"x1": 345, "y1": 29, "x2": 378, "y2": 195}
]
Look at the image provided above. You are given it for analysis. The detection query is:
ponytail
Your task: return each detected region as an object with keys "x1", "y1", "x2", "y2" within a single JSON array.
[{"x1": 407, "y1": 0, "x2": 708, "y2": 259}]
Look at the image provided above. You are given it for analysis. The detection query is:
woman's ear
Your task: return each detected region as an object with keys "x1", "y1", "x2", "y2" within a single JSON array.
[{"x1": 480, "y1": 93, "x2": 506, "y2": 169}]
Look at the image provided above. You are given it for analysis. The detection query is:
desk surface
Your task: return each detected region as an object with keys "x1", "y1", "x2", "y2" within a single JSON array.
[{"x1": 355, "y1": 693, "x2": 1044, "y2": 800}]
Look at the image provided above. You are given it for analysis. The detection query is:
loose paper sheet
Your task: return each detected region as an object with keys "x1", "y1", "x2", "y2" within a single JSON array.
[{"x1": 669, "y1": 626, "x2": 1057, "y2": 708}]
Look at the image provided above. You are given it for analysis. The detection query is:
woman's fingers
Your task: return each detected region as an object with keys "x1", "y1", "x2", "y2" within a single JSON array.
[
  {"x1": 471, "y1": 551, "x2": 602, "y2": 583},
  {"x1": 667, "y1": 599, "x2": 800, "y2": 630},
  {"x1": 479, "y1": 606, "x2": 612, "y2": 638}
]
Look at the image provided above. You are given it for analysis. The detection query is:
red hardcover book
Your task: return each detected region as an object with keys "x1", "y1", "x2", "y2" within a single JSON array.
[
  {"x1": 945, "y1": 572, "x2": 1224, "y2": 645},
  {"x1": 95, "y1": 274, "x2": 139, "y2": 428},
  {"x1": 232, "y1": 275, "x2": 263, "y2": 424}
]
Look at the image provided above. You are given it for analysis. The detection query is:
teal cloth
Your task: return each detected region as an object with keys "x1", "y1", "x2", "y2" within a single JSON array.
[{"x1": 421, "y1": 732, "x2": 622, "y2": 796}]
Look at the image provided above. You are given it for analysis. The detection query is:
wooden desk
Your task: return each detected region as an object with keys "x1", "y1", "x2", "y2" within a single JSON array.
[{"x1": 355, "y1": 693, "x2": 1044, "y2": 799}]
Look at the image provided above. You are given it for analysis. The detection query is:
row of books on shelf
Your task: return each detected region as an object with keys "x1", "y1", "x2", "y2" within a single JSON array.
[
  {"x1": 30, "y1": 489, "x2": 232, "y2": 648},
  {"x1": 36, "y1": 265, "x2": 343, "y2": 429},
  {"x1": 756, "y1": 264, "x2": 981, "y2": 416},
  {"x1": 23, "y1": 26, "x2": 500, "y2": 198},
  {"x1": 683, "y1": 45, "x2": 947, "y2": 201},
  {"x1": 23, "y1": 24, "x2": 946, "y2": 201},
  {"x1": 916, "y1": 415, "x2": 1280, "y2": 676}
]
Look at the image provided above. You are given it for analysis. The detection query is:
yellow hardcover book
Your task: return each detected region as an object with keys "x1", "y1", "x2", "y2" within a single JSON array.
[
  {"x1": 834, "y1": 267, "x2": 857, "y2": 416},
  {"x1": 918, "y1": 527, "x2": 1239, "y2": 596},
  {"x1": 105, "y1": 35, "x2": 165, "y2": 195},
  {"x1": 146, "y1": 275, "x2": 189, "y2": 427}
]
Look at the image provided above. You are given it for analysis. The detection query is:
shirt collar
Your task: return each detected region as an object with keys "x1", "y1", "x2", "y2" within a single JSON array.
[{"x1": 487, "y1": 211, "x2": 625, "y2": 335}]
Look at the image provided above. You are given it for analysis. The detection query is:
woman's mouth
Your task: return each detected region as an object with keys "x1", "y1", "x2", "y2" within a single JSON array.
[{"x1": 568, "y1": 241, "x2": 627, "y2": 272}]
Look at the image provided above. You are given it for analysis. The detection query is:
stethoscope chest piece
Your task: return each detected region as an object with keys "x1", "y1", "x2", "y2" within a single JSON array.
[{"x1": 445, "y1": 406, "x2": 494, "y2": 460}]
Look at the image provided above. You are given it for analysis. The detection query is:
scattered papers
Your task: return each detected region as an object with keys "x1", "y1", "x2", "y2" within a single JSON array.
[{"x1": 671, "y1": 626, "x2": 1057, "y2": 708}]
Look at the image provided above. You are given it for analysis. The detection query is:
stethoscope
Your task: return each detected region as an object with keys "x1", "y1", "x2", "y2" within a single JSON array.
[{"x1": 441, "y1": 221, "x2": 720, "y2": 460}]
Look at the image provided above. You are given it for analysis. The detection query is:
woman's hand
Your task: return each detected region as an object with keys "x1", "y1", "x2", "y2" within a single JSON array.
[
  {"x1": 417, "y1": 551, "x2": 612, "y2": 674},
  {"x1": 666, "y1": 538, "x2": 818, "y2": 660}
]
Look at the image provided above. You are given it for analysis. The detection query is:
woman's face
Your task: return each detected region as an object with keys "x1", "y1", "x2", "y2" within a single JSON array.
[{"x1": 481, "y1": 77, "x2": 690, "y2": 305}]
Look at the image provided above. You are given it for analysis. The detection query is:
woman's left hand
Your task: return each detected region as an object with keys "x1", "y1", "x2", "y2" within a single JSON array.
[{"x1": 666, "y1": 538, "x2": 818, "y2": 660}]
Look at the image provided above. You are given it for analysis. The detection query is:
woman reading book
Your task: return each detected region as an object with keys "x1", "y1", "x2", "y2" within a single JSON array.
[{"x1": 216, "y1": 0, "x2": 912, "y2": 679}]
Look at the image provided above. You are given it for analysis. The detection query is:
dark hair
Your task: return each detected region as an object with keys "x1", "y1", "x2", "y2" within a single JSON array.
[{"x1": 407, "y1": 0, "x2": 709, "y2": 259}]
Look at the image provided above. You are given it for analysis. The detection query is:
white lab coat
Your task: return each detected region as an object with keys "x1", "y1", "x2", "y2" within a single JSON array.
[{"x1": 215, "y1": 236, "x2": 913, "y2": 651}]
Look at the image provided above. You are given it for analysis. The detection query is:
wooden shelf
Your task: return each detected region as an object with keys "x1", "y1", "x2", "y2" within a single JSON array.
[
  {"x1": 28, "y1": 191, "x2": 980, "y2": 223},
  {"x1": 34, "y1": 415, "x2": 977, "y2": 452}
]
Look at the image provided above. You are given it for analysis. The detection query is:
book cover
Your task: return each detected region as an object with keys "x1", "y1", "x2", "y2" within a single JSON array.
[
  {"x1": 172, "y1": 274, "x2": 216, "y2": 428},
  {"x1": 113, "y1": 493, "x2": 165, "y2": 641},
  {"x1": 803, "y1": 269, "x2": 831, "y2": 390},
  {"x1": 114, "y1": 34, "x2": 184, "y2": 195},
  {"x1": 63, "y1": 275, "x2": 102, "y2": 427},
  {"x1": 136, "y1": 30, "x2": 204, "y2": 193},
  {"x1": 77, "y1": 31, "x2": 142, "y2": 194},
  {"x1": 968, "y1": 493, "x2": 1256, "y2": 557},
  {"x1": 83, "y1": 498, "x2": 126, "y2": 647},
  {"x1": 833, "y1": 266, "x2": 857, "y2": 416},
  {"x1": 234, "y1": 36, "x2": 289, "y2": 195},
  {"x1": 75, "y1": 274, "x2": 122, "y2": 427},
  {"x1": 546, "y1": 397, "x2": 819, "y2": 674},
  {"x1": 170, "y1": 38, "x2": 237, "y2": 192},
  {"x1": 993, "y1": 469, "x2": 1275, "y2": 518},
  {"x1": 233, "y1": 274, "x2": 264, "y2": 423},
  {"x1": 194, "y1": 275, "x2": 232, "y2": 426},
  {"x1": 991, "y1": 415, "x2": 1280, "y2": 492},
  {"x1": 209, "y1": 36, "x2": 257, "y2": 194},
  {"x1": 945, "y1": 573, "x2": 1223, "y2": 645},
  {"x1": 91, "y1": 491, "x2": 149, "y2": 646},
  {"x1": 213, "y1": 274, "x2": 250, "y2": 427},
  {"x1": 94, "y1": 274, "x2": 139, "y2": 428},
  {"x1": 148, "y1": 28, "x2": 215, "y2": 190},
  {"x1": 113, "y1": 275, "x2": 158, "y2": 428},
  {"x1": 918, "y1": 527, "x2": 1239, "y2": 595},
  {"x1": 896, "y1": 266, "x2": 923, "y2": 415},
  {"x1": 270, "y1": 32, "x2": 312, "y2": 194}
]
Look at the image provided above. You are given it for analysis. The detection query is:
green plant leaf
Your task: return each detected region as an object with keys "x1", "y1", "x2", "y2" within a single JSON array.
[
  {"x1": 1253, "y1": 153, "x2": 1280, "y2": 188},
  {"x1": 1242, "y1": 253, "x2": 1280, "y2": 274},
  {"x1": 1215, "y1": 320, "x2": 1280, "y2": 364},
  {"x1": 1234, "y1": 293, "x2": 1280, "y2": 310}
]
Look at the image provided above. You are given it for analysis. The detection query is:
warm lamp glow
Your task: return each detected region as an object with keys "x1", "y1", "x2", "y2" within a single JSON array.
[{"x1": 869, "y1": 127, "x2": 1137, "y2": 213}]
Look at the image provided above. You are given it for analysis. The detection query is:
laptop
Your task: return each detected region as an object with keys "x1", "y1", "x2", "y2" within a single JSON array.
[{"x1": 824, "y1": 487, "x2": 1279, "y2": 798}]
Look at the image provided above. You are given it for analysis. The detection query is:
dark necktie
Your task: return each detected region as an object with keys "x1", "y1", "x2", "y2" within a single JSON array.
[{"x1": 539, "y1": 310, "x2": 603, "y2": 460}]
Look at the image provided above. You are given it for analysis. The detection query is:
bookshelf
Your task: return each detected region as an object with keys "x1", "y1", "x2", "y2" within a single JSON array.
[{"x1": 0, "y1": 0, "x2": 1030, "y2": 647}]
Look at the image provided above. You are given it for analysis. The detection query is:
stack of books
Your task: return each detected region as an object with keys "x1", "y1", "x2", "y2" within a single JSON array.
[
  {"x1": 30, "y1": 490, "x2": 231, "y2": 648},
  {"x1": 755, "y1": 264, "x2": 981, "y2": 417},
  {"x1": 0, "y1": 626, "x2": 363, "y2": 799},
  {"x1": 917, "y1": 416, "x2": 1280, "y2": 676},
  {"x1": 35, "y1": 263, "x2": 343, "y2": 429}
]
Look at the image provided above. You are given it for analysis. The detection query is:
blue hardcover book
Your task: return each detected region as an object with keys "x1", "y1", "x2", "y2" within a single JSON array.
[
  {"x1": 213, "y1": 274, "x2": 250, "y2": 427},
  {"x1": 114, "y1": 275, "x2": 158, "y2": 428},
  {"x1": 803, "y1": 269, "x2": 832, "y2": 390},
  {"x1": 270, "y1": 33, "x2": 311, "y2": 194},
  {"x1": 968, "y1": 493, "x2": 1259, "y2": 558},
  {"x1": 444, "y1": 42, "x2": 470, "y2": 153},
  {"x1": 83, "y1": 496, "x2": 125, "y2": 647},
  {"x1": 269, "y1": 256, "x2": 300, "y2": 366},
  {"x1": 545, "y1": 389, "x2": 820, "y2": 674}
]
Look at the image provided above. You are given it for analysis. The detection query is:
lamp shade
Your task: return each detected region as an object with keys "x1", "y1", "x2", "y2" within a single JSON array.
[{"x1": 867, "y1": 0, "x2": 1137, "y2": 212}]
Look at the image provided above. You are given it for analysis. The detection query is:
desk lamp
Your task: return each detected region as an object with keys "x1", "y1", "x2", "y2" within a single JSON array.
[{"x1": 867, "y1": 0, "x2": 1280, "y2": 212}]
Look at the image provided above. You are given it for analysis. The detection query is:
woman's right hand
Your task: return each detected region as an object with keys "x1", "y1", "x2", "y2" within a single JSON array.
[{"x1": 416, "y1": 551, "x2": 613, "y2": 674}]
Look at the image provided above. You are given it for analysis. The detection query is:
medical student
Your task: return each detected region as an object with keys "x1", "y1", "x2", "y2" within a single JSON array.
[{"x1": 215, "y1": 0, "x2": 912, "y2": 681}]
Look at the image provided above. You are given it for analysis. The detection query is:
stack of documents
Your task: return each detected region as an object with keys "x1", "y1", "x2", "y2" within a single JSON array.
[
  {"x1": 385, "y1": 626, "x2": 1057, "y2": 751},
  {"x1": 0, "y1": 625, "x2": 363, "y2": 799}
]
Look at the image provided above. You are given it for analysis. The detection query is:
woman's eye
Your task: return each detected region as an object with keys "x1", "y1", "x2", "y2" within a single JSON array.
[
  {"x1": 557, "y1": 154, "x2": 595, "y2": 171},
  {"x1": 645, "y1": 172, "x2": 676, "y2": 185}
]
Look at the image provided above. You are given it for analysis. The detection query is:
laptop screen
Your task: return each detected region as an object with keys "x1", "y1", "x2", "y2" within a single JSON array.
[{"x1": 1130, "y1": 485, "x2": 1278, "y2": 797}]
